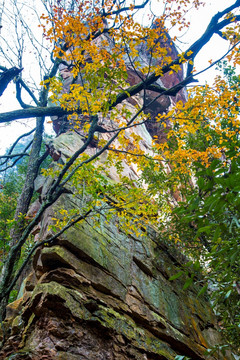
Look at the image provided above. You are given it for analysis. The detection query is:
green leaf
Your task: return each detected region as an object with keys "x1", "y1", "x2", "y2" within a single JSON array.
[
  {"x1": 193, "y1": 261, "x2": 201, "y2": 271},
  {"x1": 224, "y1": 290, "x2": 232, "y2": 300},
  {"x1": 197, "y1": 284, "x2": 208, "y2": 298},
  {"x1": 212, "y1": 227, "x2": 221, "y2": 242},
  {"x1": 230, "y1": 216, "x2": 240, "y2": 231},
  {"x1": 169, "y1": 271, "x2": 184, "y2": 281},
  {"x1": 210, "y1": 159, "x2": 221, "y2": 170},
  {"x1": 197, "y1": 178, "x2": 205, "y2": 189},
  {"x1": 183, "y1": 276, "x2": 194, "y2": 290},
  {"x1": 188, "y1": 197, "x2": 200, "y2": 211},
  {"x1": 196, "y1": 225, "x2": 212, "y2": 235},
  {"x1": 230, "y1": 251, "x2": 239, "y2": 266}
]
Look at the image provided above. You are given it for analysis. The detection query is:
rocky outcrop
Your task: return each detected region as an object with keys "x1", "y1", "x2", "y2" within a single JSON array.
[
  {"x1": 3, "y1": 201, "x2": 223, "y2": 359},
  {"x1": 0, "y1": 32, "x2": 228, "y2": 360},
  {"x1": 1, "y1": 131, "x2": 227, "y2": 360}
]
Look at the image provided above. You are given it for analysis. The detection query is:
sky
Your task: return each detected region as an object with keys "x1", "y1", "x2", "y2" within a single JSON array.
[
  {"x1": 0, "y1": 0, "x2": 238, "y2": 153},
  {"x1": 178, "y1": 0, "x2": 235, "y2": 84}
]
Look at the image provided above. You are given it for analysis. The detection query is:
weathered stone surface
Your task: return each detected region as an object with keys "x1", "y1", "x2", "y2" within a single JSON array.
[
  {"x1": 0, "y1": 33, "x2": 229, "y2": 360},
  {"x1": 1, "y1": 109, "x2": 228, "y2": 360},
  {"x1": 1, "y1": 185, "x2": 226, "y2": 359}
]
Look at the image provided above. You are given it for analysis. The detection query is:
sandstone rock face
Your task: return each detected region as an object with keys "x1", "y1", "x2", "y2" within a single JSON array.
[
  {"x1": 2, "y1": 177, "x2": 224, "y2": 359},
  {"x1": 1, "y1": 133, "x2": 226, "y2": 360},
  {"x1": 0, "y1": 34, "x2": 228, "y2": 360}
]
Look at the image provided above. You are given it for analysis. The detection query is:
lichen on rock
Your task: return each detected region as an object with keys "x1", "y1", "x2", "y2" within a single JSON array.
[{"x1": 0, "y1": 28, "x2": 229, "y2": 360}]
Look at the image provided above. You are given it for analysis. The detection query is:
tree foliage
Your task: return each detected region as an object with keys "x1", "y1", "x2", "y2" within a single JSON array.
[
  {"x1": 0, "y1": 0, "x2": 240, "y2": 353},
  {"x1": 158, "y1": 62, "x2": 240, "y2": 348}
]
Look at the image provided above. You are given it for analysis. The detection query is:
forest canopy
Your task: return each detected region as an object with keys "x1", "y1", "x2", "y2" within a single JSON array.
[{"x1": 0, "y1": 0, "x2": 240, "y2": 354}]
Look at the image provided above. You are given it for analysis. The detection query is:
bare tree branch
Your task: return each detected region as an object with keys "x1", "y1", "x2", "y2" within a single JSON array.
[
  {"x1": 16, "y1": 80, "x2": 36, "y2": 109},
  {"x1": 0, "y1": 5, "x2": 239, "y2": 123},
  {"x1": 0, "y1": 66, "x2": 22, "y2": 96},
  {"x1": 0, "y1": 106, "x2": 72, "y2": 123},
  {"x1": 105, "y1": 0, "x2": 150, "y2": 16},
  {"x1": 17, "y1": 78, "x2": 39, "y2": 105},
  {"x1": 2, "y1": 128, "x2": 35, "y2": 156},
  {"x1": 0, "y1": 153, "x2": 29, "y2": 160}
]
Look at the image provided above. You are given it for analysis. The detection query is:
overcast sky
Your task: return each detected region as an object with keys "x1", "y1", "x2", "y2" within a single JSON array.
[
  {"x1": 181, "y1": 0, "x2": 236, "y2": 84},
  {"x1": 0, "y1": 0, "x2": 238, "y2": 153}
]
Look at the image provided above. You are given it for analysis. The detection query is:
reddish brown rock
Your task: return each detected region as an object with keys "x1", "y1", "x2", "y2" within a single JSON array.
[{"x1": 0, "y1": 32, "x2": 230, "y2": 360}]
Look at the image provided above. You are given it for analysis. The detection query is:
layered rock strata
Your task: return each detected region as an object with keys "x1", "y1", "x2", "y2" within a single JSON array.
[
  {"x1": 0, "y1": 31, "x2": 228, "y2": 360},
  {"x1": 1, "y1": 132, "x2": 226, "y2": 360}
]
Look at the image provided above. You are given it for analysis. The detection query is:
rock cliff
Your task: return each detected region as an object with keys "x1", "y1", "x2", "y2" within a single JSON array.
[
  {"x1": 1, "y1": 130, "x2": 227, "y2": 360},
  {"x1": 0, "y1": 34, "x2": 228, "y2": 360},
  {"x1": 2, "y1": 154, "x2": 224, "y2": 359}
]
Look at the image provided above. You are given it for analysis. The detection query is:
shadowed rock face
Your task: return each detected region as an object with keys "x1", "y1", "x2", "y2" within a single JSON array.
[
  {"x1": 1, "y1": 133, "x2": 227, "y2": 360},
  {"x1": 2, "y1": 187, "x2": 224, "y2": 360},
  {"x1": 0, "y1": 35, "x2": 229, "y2": 360}
]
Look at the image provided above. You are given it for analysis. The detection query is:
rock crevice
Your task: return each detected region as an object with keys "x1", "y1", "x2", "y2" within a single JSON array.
[{"x1": 2, "y1": 190, "x2": 225, "y2": 359}]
